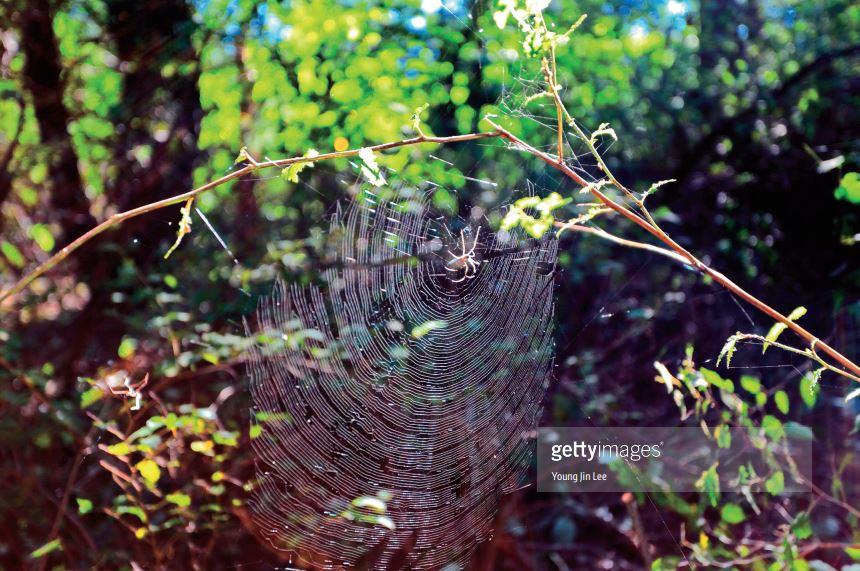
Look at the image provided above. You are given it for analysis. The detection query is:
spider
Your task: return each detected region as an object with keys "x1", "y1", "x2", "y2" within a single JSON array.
[
  {"x1": 108, "y1": 373, "x2": 149, "y2": 411},
  {"x1": 445, "y1": 227, "x2": 481, "y2": 283}
]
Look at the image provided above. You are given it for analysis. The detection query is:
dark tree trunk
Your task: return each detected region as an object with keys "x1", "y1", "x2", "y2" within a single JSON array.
[{"x1": 20, "y1": 0, "x2": 97, "y2": 246}]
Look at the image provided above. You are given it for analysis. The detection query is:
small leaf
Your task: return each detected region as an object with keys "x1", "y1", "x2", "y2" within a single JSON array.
[
  {"x1": 136, "y1": 459, "x2": 161, "y2": 485},
  {"x1": 76, "y1": 498, "x2": 93, "y2": 514},
  {"x1": 29, "y1": 224, "x2": 55, "y2": 252},
  {"x1": 1, "y1": 240, "x2": 24, "y2": 268},
  {"x1": 234, "y1": 146, "x2": 250, "y2": 164},
  {"x1": 352, "y1": 496, "x2": 387, "y2": 513},
  {"x1": 762, "y1": 415, "x2": 785, "y2": 441},
  {"x1": 117, "y1": 336, "x2": 137, "y2": 359},
  {"x1": 774, "y1": 390, "x2": 790, "y2": 414},
  {"x1": 696, "y1": 463, "x2": 720, "y2": 507},
  {"x1": 700, "y1": 368, "x2": 734, "y2": 392},
  {"x1": 106, "y1": 442, "x2": 133, "y2": 456},
  {"x1": 800, "y1": 369, "x2": 822, "y2": 408},
  {"x1": 834, "y1": 171, "x2": 860, "y2": 203},
  {"x1": 720, "y1": 503, "x2": 746, "y2": 524},
  {"x1": 740, "y1": 375, "x2": 761, "y2": 394},
  {"x1": 762, "y1": 323, "x2": 787, "y2": 354},
  {"x1": 80, "y1": 386, "x2": 103, "y2": 409},
  {"x1": 164, "y1": 197, "x2": 195, "y2": 259},
  {"x1": 787, "y1": 306, "x2": 807, "y2": 321},
  {"x1": 412, "y1": 320, "x2": 448, "y2": 339},
  {"x1": 411, "y1": 103, "x2": 429, "y2": 135},
  {"x1": 765, "y1": 470, "x2": 785, "y2": 495},
  {"x1": 717, "y1": 334, "x2": 740, "y2": 368},
  {"x1": 166, "y1": 492, "x2": 191, "y2": 507},
  {"x1": 643, "y1": 179, "x2": 676, "y2": 200},
  {"x1": 358, "y1": 147, "x2": 386, "y2": 187},
  {"x1": 30, "y1": 539, "x2": 62, "y2": 559},
  {"x1": 792, "y1": 513, "x2": 813, "y2": 539},
  {"x1": 589, "y1": 122, "x2": 617, "y2": 145},
  {"x1": 282, "y1": 149, "x2": 319, "y2": 183}
]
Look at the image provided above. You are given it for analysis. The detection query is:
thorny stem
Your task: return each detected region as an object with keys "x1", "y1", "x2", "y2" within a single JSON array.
[{"x1": 2, "y1": 116, "x2": 859, "y2": 384}]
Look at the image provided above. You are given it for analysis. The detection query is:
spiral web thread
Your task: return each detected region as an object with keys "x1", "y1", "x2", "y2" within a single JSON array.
[{"x1": 247, "y1": 188, "x2": 557, "y2": 568}]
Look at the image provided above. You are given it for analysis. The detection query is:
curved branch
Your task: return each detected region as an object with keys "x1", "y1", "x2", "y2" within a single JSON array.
[{"x1": 0, "y1": 130, "x2": 503, "y2": 304}]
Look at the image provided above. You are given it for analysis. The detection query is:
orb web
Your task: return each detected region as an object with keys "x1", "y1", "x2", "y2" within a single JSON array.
[{"x1": 247, "y1": 190, "x2": 557, "y2": 568}]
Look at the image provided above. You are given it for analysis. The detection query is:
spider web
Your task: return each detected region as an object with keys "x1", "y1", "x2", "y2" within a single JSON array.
[{"x1": 247, "y1": 188, "x2": 558, "y2": 568}]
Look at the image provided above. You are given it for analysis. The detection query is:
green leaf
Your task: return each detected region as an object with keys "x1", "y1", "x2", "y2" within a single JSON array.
[
  {"x1": 282, "y1": 149, "x2": 319, "y2": 183},
  {"x1": 136, "y1": 459, "x2": 161, "y2": 485},
  {"x1": 762, "y1": 323, "x2": 787, "y2": 354},
  {"x1": 166, "y1": 492, "x2": 191, "y2": 507},
  {"x1": 765, "y1": 470, "x2": 785, "y2": 495},
  {"x1": 774, "y1": 390, "x2": 790, "y2": 414},
  {"x1": 700, "y1": 368, "x2": 734, "y2": 393},
  {"x1": 787, "y1": 306, "x2": 807, "y2": 321},
  {"x1": 164, "y1": 197, "x2": 194, "y2": 259},
  {"x1": 106, "y1": 442, "x2": 133, "y2": 456},
  {"x1": 412, "y1": 320, "x2": 448, "y2": 339},
  {"x1": 80, "y1": 386, "x2": 103, "y2": 409},
  {"x1": 740, "y1": 375, "x2": 761, "y2": 394},
  {"x1": 1, "y1": 240, "x2": 24, "y2": 268},
  {"x1": 835, "y1": 172, "x2": 860, "y2": 203},
  {"x1": 643, "y1": 178, "x2": 676, "y2": 199},
  {"x1": 589, "y1": 122, "x2": 617, "y2": 144},
  {"x1": 117, "y1": 336, "x2": 137, "y2": 359},
  {"x1": 696, "y1": 463, "x2": 720, "y2": 507},
  {"x1": 411, "y1": 103, "x2": 429, "y2": 135},
  {"x1": 29, "y1": 538, "x2": 62, "y2": 559},
  {"x1": 763, "y1": 307, "x2": 805, "y2": 353},
  {"x1": 720, "y1": 503, "x2": 746, "y2": 524},
  {"x1": 762, "y1": 415, "x2": 785, "y2": 441},
  {"x1": 717, "y1": 334, "x2": 740, "y2": 368},
  {"x1": 800, "y1": 370, "x2": 822, "y2": 408},
  {"x1": 234, "y1": 146, "x2": 250, "y2": 164},
  {"x1": 792, "y1": 513, "x2": 813, "y2": 539},
  {"x1": 76, "y1": 497, "x2": 93, "y2": 514},
  {"x1": 29, "y1": 224, "x2": 55, "y2": 252}
]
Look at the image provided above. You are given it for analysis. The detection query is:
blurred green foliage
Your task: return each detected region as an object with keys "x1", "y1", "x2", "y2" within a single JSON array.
[{"x1": 1, "y1": 0, "x2": 858, "y2": 568}]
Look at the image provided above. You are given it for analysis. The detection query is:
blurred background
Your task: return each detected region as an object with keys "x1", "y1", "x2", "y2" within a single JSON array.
[{"x1": 1, "y1": 0, "x2": 858, "y2": 568}]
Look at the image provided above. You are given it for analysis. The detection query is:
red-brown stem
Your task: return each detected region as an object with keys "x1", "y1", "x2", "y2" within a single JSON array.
[
  {"x1": 2, "y1": 125, "x2": 858, "y2": 381},
  {"x1": 493, "y1": 126, "x2": 860, "y2": 380}
]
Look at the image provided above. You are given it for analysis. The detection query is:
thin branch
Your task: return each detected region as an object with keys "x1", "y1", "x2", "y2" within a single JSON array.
[
  {"x1": 0, "y1": 130, "x2": 502, "y2": 304},
  {"x1": 483, "y1": 117, "x2": 860, "y2": 381},
  {"x1": 3, "y1": 108, "x2": 859, "y2": 383},
  {"x1": 553, "y1": 221, "x2": 690, "y2": 265}
]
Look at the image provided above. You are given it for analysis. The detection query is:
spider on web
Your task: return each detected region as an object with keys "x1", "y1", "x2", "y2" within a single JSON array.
[
  {"x1": 107, "y1": 373, "x2": 149, "y2": 411},
  {"x1": 445, "y1": 227, "x2": 481, "y2": 283}
]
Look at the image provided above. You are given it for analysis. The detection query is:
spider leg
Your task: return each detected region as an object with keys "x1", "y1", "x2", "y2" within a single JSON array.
[
  {"x1": 444, "y1": 265, "x2": 459, "y2": 272},
  {"x1": 450, "y1": 274, "x2": 467, "y2": 283}
]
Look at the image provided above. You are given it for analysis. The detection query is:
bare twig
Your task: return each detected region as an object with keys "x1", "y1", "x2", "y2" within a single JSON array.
[{"x1": 0, "y1": 130, "x2": 502, "y2": 304}]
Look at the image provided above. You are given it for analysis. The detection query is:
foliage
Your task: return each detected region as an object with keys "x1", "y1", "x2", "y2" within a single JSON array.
[{"x1": 1, "y1": 0, "x2": 858, "y2": 568}]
